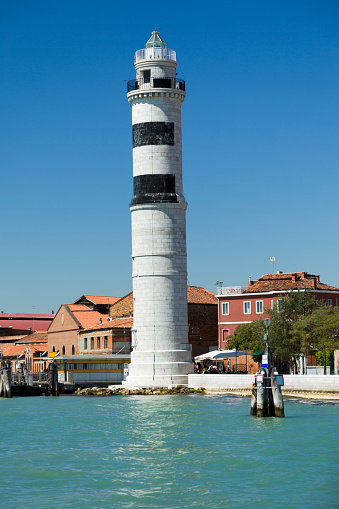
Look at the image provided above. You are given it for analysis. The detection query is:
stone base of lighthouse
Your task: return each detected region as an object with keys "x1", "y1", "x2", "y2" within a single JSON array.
[
  {"x1": 123, "y1": 202, "x2": 194, "y2": 388},
  {"x1": 123, "y1": 347, "x2": 194, "y2": 388}
]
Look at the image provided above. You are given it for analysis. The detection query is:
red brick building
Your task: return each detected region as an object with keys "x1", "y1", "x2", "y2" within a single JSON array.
[
  {"x1": 78, "y1": 317, "x2": 133, "y2": 354},
  {"x1": 107, "y1": 286, "x2": 218, "y2": 358},
  {"x1": 48, "y1": 304, "x2": 109, "y2": 356},
  {"x1": 217, "y1": 271, "x2": 339, "y2": 349},
  {"x1": 47, "y1": 288, "x2": 217, "y2": 360},
  {"x1": 2, "y1": 332, "x2": 49, "y2": 373},
  {"x1": 47, "y1": 296, "x2": 120, "y2": 356}
]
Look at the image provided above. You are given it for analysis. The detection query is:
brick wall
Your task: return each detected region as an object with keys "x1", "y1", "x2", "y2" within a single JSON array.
[
  {"x1": 110, "y1": 293, "x2": 133, "y2": 319},
  {"x1": 188, "y1": 303, "x2": 218, "y2": 358}
]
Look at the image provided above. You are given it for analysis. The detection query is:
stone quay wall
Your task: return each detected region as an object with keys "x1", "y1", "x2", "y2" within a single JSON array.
[{"x1": 188, "y1": 374, "x2": 339, "y2": 396}]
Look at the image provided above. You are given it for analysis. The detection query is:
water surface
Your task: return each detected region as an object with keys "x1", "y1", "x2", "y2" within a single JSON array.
[{"x1": 0, "y1": 395, "x2": 338, "y2": 508}]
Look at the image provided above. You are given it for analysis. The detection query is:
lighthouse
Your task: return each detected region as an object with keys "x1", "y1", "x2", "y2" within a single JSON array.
[{"x1": 124, "y1": 30, "x2": 193, "y2": 387}]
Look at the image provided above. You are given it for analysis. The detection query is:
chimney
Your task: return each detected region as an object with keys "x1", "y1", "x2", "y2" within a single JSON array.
[
  {"x1": 311, "y1": 277, "x2": 317, "y2": 289},
  {"x1": 291, "y1": 273, "x2": 297, "y2": 283},
  {"x1": 248, "y1": 276, "x2": 251, "y2": 288},
  {"x1": 301, "y1": 272, "x2": 307, "y2": 279}
]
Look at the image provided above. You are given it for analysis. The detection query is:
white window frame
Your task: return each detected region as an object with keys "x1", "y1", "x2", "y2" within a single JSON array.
[
  {"x1": 335, "y1": 298, "x2": 338, "y2": 306},
  {"x1": 222, "y1": 329, "x2": 230, "y2": 342},
  {"x1": 327, "y1": 299, "x2": 333, "y2": 306},
  {"x1": 256, "y1": 300, "x2": 264, "y2": 314},
  {"x1": 243, "y1": 301, "x2": 251, "y2": 315},
  {"x1": 221, "y1": 302, "x2": 229, "y2": 316}
]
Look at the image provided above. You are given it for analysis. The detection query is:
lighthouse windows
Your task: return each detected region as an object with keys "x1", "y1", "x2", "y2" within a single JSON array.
[{"x1": 142, "y1": 70, "x2": 151, "y2": 84}]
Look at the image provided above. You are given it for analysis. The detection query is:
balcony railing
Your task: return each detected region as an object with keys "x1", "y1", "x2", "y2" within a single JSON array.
[
  {"x1": 135, "y1": 47, "x2": 176, "y2": 62},
  {"x1": 127, "y1": 77, "x2": 185, "y2": 93},
  {"x1": 217, "y1": 286, "x2": 246, "y2": 296}
]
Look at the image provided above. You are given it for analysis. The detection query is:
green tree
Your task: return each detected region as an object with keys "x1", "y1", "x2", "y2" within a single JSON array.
[
  {"x1": 226, "y1": 319, "x2": 266, "y2": 361},
  {"x1": 266, "y1": 290, "x2": 320, "y2": 370},
  {"x1": 306, "y1": 305, "x2": 339, "y2": 351},
  {"x1": 225, "y1": 291, "x2": 339, "y2": 372}
]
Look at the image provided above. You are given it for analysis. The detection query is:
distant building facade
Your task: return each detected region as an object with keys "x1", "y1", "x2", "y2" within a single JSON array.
[
  {"x1": 217, "y1": 271, "x2": 339, "y2": 349},
  {"x1": 108, "y1": 287, "x2": 218, "y2": 359},
  {"x1": 2, "y1": 332, "x2": 48, "y2": 373},
  {"x1": 48, "y1": 305, "x2": 107, "y2": 356},
  {"x1": 0, "y1": 312, "x2": 54, "y2": 332},
  {"x1": 78, "y1": 318, "x2": 132, "y2": 355},
  {"x1": 47, "y1": 288, "x2": 217, "y2": 360}
]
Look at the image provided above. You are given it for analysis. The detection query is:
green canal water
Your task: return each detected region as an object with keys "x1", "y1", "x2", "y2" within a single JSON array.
[{"x1": 0, "y1": 395, "x2": 338, "y2": 509}]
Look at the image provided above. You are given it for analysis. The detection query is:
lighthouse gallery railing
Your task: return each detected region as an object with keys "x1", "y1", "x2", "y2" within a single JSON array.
[{"x1": 127, "y1": 77, "x2": 185, "y2": 93}]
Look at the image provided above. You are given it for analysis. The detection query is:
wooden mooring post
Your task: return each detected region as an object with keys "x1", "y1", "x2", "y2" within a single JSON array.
[
  {"x1": 47, "y1": 362, "x2": 58, "y2": 396},
  {"x1": 0, "y1": 361, "x2": 12, "y2": 398},
  {"x1": 250, "y1": 368, "x2": 284, "y2": 418}
]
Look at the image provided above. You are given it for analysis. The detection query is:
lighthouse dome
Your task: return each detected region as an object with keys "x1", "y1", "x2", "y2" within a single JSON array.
[{"x1": 145, "y1": 30, "x2": 167, "y2": 49}]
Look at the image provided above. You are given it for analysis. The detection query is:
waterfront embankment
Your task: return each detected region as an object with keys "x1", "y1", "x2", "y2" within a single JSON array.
[
  {"x1": 188, "y1": 373, "x2": 339, "y2": 400},
  {"x1": 75, "y1": 386, "x2": 203, "y2": 396},
  {"x1": 74, "y1": 374, "x2": 339, "y2": 399}
]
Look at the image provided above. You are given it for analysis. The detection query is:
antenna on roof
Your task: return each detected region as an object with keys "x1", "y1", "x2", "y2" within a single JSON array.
[{"x1": 270, "y1": 257, "x2": 275, "y2": 273}]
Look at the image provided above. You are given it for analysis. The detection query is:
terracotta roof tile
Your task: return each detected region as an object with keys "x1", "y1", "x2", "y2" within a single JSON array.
[
  {"x1": 0, "y1": 335, "x2": 28, "y2": 342},
  {"x1": 187, "y1": 286, "x2": 217, "y2": 304},
  {"x1": 243, "y1": 272, "x2": 339, "y2": 293},
  {"x1": 2, "y1": 343, "x2": 47, "y2": 357},
  {"x1": 80, "y1": 317, "x2": 134, "y2": 332},
  {"x1": 73, "y1": 295, "x2": 121, "y2": 305},
  {"x1": 73, "y1": 311, "x2": 108, "y2": 329},
  {"x1": 68, "y1": 304, "x2": 90, "y2": 312},
  {"x1": 15, "y1": 332, "x2": 48, "y2": 343}
]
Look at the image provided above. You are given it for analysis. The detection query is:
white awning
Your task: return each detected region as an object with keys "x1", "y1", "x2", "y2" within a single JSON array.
[{"x1": 194, "y1": 349, "x2": 252, "y2": 362}]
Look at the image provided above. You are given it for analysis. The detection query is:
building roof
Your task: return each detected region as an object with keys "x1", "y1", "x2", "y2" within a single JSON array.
[
  {"x1": 80, "y1": 317, "x2": 134, "y2": 333},
  {"x1": 109, "y1": 287, "x2": 217, "y2": 317},
  {"x1": 0, "y1": 313, "x2": 54, "y2": 319},
  {"x1": 72, "y1": 295, "x2": 121, "y2": 306},
  {"x1": 0, "y1": 312, "x2": 54, "y2": 332},
  {"x1": 15, "y1": 332, "x2": 48, "y2": 344},
  {"x1": 243, "y1": 272, "x2": 339, "y2": 294},
  {"x1": 145, "y1": 30, "x2": 166, "y2": 48},
  {"x1": 65, "y1": 305, "x2": 108, "y2": 329},
  {"x1": 2, "y1": 343, "x2": 48, "y2": 357},
  {"x1": 187, "y1": 286, "x2": 217, "y2": 304},
  {"x1": 0, "y1": 335, "x2": 29, "y2": 342}
]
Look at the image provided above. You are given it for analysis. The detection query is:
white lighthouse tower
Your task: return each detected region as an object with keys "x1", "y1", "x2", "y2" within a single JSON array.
[{"x1": 124, "y1": 30, "x2": 193, "y2": 387}]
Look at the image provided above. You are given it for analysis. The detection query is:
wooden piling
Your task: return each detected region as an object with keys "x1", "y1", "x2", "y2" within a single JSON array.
[
  {"x1": 47, "y1": 362, "x2": 58, "y2": 396},
  {"x1": 256, "y1": 369, "x2": 266, "y2": 417},
  {"x1": 251, "y1": 368, "x2": 284, "y2": 418},
  {"x1": 271, "y1": 369, "x2": 285, "y2": 418},
  {"x1": 0, "y1": 363, "x2": 12, "y2": 398},
  {"x1": 250, "y1": 383, "x2": 257, "y2": 415}
]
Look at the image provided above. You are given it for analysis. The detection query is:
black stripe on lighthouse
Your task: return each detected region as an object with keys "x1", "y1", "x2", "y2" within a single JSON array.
[
  {"x1": 133, "y1": 122, "x2": 174, "y2": 148},
  {"x1": 130, "y1": 174, "x2": 178, "y2": 205}
]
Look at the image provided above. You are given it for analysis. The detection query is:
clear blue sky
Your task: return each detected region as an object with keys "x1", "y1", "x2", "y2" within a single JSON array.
[{"x1": 1, "y1": 1, "x2": 338, "y2": 313}]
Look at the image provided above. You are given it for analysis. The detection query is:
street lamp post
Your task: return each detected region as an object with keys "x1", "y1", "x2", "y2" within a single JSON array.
[
  {"x1": 303, "y1": 323, "x2": 307, "y2": 375},
  {"x1": 263, "y1": 318, "x2": 271, "y2": 372},
  {"x1": 234, "y1": 330, "x2": 237, "y2": 374}
]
